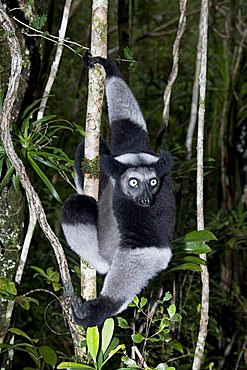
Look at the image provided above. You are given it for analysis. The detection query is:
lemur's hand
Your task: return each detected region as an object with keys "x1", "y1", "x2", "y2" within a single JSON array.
[{"x1": 83, "y1": 50, "x2": 95, "y2": 68}]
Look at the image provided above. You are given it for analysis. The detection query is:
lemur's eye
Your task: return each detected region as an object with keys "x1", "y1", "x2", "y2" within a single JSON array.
[
  {"x1": 150, "y1": 178, "x2": 158, "y2": 187},
  {"x1": 129, "y1": 178, "x2": 138, "y2": 188}
]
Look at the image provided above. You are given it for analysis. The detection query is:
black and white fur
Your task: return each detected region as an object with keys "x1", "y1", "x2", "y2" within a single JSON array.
[{"x1": 62, "y1": 51, "x2": 175, "y2": 328}]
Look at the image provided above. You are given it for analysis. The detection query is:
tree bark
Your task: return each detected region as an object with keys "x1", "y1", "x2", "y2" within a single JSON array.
[
  {"x1": 192, "y1": 0, "x2": 209, "y2": 368},
  {"x1": 80, "y1": 0, "x2": 108, "y2": 301}
]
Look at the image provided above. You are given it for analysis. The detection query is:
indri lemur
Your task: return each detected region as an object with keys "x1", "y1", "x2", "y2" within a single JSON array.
[{"x1": 62, "y1": 51, "x2": 175, "y2": 328}]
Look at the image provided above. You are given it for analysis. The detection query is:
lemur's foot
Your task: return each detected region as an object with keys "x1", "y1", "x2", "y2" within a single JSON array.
[{"x1": 71, "y1": 295, "x2": 123, "y2": 329}]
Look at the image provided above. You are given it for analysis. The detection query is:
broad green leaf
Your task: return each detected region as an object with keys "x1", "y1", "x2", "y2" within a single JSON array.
[
  {"x1": 183, "y1": 256, "x2": 206, "y2": 265},
  {"x1": 38, "y1": 345, "x2": 57, "y2": 366},
  {"x1": 101, "y1": 318, "x2": 114, "y2": 354},
  {"x1": 140, "y1": 297, "x2": 148, "y2": 307},
  {"x1": 8, "y1": 327, "x2": 32, "y2": 342},
  {"x1": 167, "y1": 304, "x2": 176, "y2": 318},
  {"x1": 131, "y1": 333, "x2": 144, "y2": 343},
  {"x1": 169, "y1": 263, "x2": 201, "y2": 272},
  {"x1": 159, "y1": 317, "x2": 170, "y2": 329},
  {"x1": 133, "y1": 296, "x2": 139, "y2": 305},
  {"x1": 184, "y1": 242, "x2": 212, "y2": 254},
  {"x1": 168, "y1": 340, "x2": 184, "y2": 354},
  {"x1": 86, "y1": 326, "x2": 99, "y2": 364},
  {"x1": 117, "y1": 317, "x2": 131, "y2": 329},
  {"x1": 104, "y1": 337, "x2": 119, "y2": 357},
  {"x1": 57, "y1": 363, "x2": 94, "y2": 369},
  {"x1": 184, "y1": 230, "x2": 217, "y2": 242}
]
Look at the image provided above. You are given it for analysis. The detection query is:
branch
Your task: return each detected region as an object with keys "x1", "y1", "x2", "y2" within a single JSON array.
[
  {"x1": 192, "y1": 0, "x2": 209, "y2": 368},
  {"x1": 80, "y1": 0, "x2": 108, "y2": 301},
  {"x1": 155, "y1": 0, "x2": 187, "y2": 149},
  {"x1": 37, "y1": 0, "x2": 73, "y2": 120},
  {"x1": 13, "y1": 16, "x2": 88, "y2": 57}
]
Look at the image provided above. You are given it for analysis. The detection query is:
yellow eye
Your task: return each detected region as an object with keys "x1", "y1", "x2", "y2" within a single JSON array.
[
  {"x1": 150, "y1": 178, "x2": 158, "y2": 187},
  {"x1": 129, "y1": 178, "x2": 138, "y2": 187}
]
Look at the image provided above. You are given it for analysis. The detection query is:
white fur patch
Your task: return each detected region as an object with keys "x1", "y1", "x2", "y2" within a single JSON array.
[
  {"x1": 101, "y1": 246, "x2": 172, "y2": 311},
  {"x1": 74, "y1": 172, "x2": 83, "y2": 194},
  {"x1": 115, "y1": 152, "x2": 159, "y2": 165},
  {"x1": 106, "y1": 77, "x2": 147, "y2": 130},
  {"x1": 62, "y1": 223, "x2": 110, "y2": 274}
]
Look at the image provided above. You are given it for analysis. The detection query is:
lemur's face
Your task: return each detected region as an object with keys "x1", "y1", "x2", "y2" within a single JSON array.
[{"x1": 119, "y1": 167, "x2": 161, "y2": 206}]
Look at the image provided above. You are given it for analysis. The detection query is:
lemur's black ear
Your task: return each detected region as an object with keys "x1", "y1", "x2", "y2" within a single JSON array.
[
  {"x1": 101, "y1": 155, "x2": 128, "y2": 178},
  {"x1": 155, "y1": 151, "x2": 173, "y2": 177}
]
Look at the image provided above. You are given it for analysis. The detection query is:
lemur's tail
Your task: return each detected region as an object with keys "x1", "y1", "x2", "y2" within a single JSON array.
[{"x1": 83, "y1": 51, "x2": 152, "y2": 157}]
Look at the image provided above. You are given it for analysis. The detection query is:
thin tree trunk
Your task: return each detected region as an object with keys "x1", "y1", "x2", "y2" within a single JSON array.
[
  {"x1": 192, "y1": 0, "x2": 209, "y2": 368},
  {"x1": 37, "y1": 0, "x2": 73, "y2": 120},
  {"x1": 81, "y1": 0, "x2": 108, "y2": 300},
  {"x1": 155, "y1": 0, "x2": 187, "y2": 150},
  {"x1": 185, "y1": 11, "x2": 202, "y2": 160}
]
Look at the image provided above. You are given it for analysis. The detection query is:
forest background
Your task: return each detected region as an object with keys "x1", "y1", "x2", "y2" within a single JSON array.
[{"x1": 0, "y1": 0, "x2": 246, "y2": 369}]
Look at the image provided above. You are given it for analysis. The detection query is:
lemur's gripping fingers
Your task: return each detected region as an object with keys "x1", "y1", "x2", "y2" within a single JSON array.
[{"x1": 83, "y1": 50, "x2": 96, "y2": 68}]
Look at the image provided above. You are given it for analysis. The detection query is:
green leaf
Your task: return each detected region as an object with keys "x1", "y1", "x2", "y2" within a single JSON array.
[
  {"x1": 8, "y1": 328, "x2": 32, "y2": 342},
  {"x1": 184, "y1": 242, "x2": 212, "y2": 254},
  {"x1": 15, "y1": 296, "x2": 30, "y2": 310},
  {"x1": 168, "y1": 340, "x2": 184, "y2": 354},
  {"x1": 159, "y1": 317, "x2": 170, "y2": 329},
  {"x1": 140, "y1": 297, "x2": 148, "y2": 308},
  {"x1": 102, "y1": 344, "x2": 125, "y2": 366},
  {"x1": 169, "y1": 263, "x2": 202, "y2": 272},
  {"x1": 28, "y1": 154, "x2": 61, "y2": 202},
  {"x1": 101, "y1": 318, "x2": 114, "y2": 354},
  {"x1": 38, "y1": 345, "x2": 57, "y2": 366},
  {"x1": 122, "y1": 355, "x2": 138, "y2": 367},
  {"x1": 132, "y1": 296, "x2": 139, "y2": 306},
  {"x1": 131, "y1": 333, "x2": 145, "y2": 343},
  {"x1": 0, "y1": 278, "x2": 17, "y2": 295},
  {"x1": 163, "y1": 292, "x2": 172, "y2": 302},
  {"x1": 167, "y1": 304, "x2": 176, "y2": 318},
  {"x1": 117, "y1": 317, "x2": 131, "y2": 329},
  {"x1": 86, "y1": 326, "x2": 99, "y2": 364},
  {"x1": 0, "y1": 163, "x2": 14, "y2": 190},
  {"x1": 183, "y1": 256, "x2": 207, "y2": 265},
  {"x1": 184, "y1": 230, "x2": 217, "y2": 242},
  {"x1": 57, "y1": 363, "x2": 95, "y2": 369},
  {"x1": 31, "y1": 266, "x2": 48, "y2": 278}
]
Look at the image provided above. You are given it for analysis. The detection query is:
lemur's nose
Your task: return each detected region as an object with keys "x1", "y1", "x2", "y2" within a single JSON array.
[{"x1": 141, "y1": 198, "x2": 150, "y2": 205}]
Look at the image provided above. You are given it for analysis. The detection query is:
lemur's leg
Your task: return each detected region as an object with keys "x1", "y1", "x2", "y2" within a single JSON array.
[
  {"x1": 83, "y1": 51, "x2": 150, "y2": 156},
  {"x1": 71, "y1": 246, "x2": 172, "y2": 328},
  {"x1": 62, "y1": 195, "x2": 110, "y2": 274}
]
